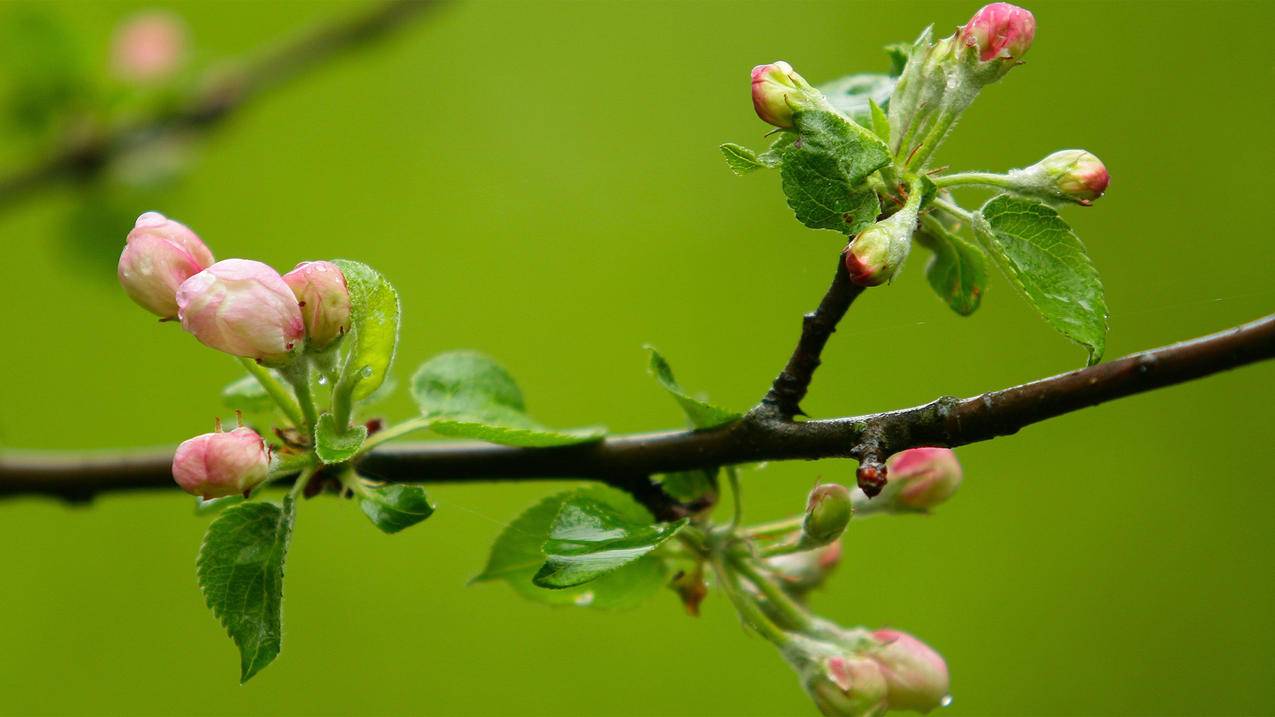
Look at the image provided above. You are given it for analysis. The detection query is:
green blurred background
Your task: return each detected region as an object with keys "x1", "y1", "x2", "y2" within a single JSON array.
[{"x1": 1, "y1": 1, "x2": 1273, "y2": 715}]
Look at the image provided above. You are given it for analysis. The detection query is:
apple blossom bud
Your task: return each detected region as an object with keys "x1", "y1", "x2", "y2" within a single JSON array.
[
  {"x1": 112, "y1": 11, "x2": 187, "y2": 83},
  {"x1": 172, "y1": 426, "x2": 270, "y2": 499},
  {"x1": 844, "y1": 193, "x2": 921, "y2": 287},
  {"x1": 1009, "y1": 149, "x2": 1110, "y2": 205},
  {"x1": 961, "y1": 3, "x2": 1036, "y2": 62},
  {"x1": 870, "y1": 629, "x2": 951, "y2": 713},
  {"x1": 283, "y1": 261, "x2": 351, "y2": 350},
  {"x1": 117, "y1": 212, "x2": 214, "y2": 319},
  {"x1": 177, "y1": 259, "x2": 305, "y2": 366},
  {"x1": 752, "y1": 61, "x2": 820, "y2": 129},
  {"x1": 790, "y1": 641, "x2": 890, "y2": 717},
  {"x1": 800, "y1": 484, "x2": 853, "y2": 548},
  {"x1": 884, "y1": 447, "x2": 963, "y2": 511},
  {"x1": 768, "y1": 539, "x2": 842, "y2": 597}
]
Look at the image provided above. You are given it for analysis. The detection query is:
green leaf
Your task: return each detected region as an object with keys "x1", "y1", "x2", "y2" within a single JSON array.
[
  {"x1": 917, "y1": 223, "x2": 989, "y2": 316},
  {"x1": 220, "y1": 375, "x2": 274, "y2": 413},
  {"x1": 411, "y1": 351, "x2": 605, "y2": 447},
  {"x1": 884, "y1": 42, "x2": 911, "y2": 76},
  {"x1": 196, "y1": 497, "x2": 296, "y2": 683},
  {"x1": 332, "y1": 260, "x2": 400, "y2": 401},
  {"x1": 654, "y1": 470, "x2": 717, "y2": 504},
  {"x1": 472, "y1": 487, "x2": 669, "y2": 609},
  {"x1": 779, "y1": 110, "x2": 889, "y2": 236},
  {"x1": 817, "y1": 73, "x2": 896, "y2": 126},
  {"x1": 533, "y1": 496, "x2": 687, "y2": 589},
  {"x1": 645, "y1": 347, "x2": 739, "y2": 429},
  {"x1": 314, "y1": 413, "x2": 368, "y2": 464},
  {"x1": 720, "y1": 143, "x2": 765, "y2": 175},
  {"x1": 359, "y1": 483, "x2": 435, "y2": 534},
  {"x1": 973, "y1": 195, "x2": 1108, "y2": 363},
  {"x1": 868, "y1": 99, "x2": 891, "y2": 145}
]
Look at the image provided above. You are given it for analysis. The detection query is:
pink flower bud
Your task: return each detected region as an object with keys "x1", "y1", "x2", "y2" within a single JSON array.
[
  {"x1": 751, "y1": 61, "x2": 817, "y2": 129},
  {"x1": 177, "y1": 259, "x2": 305, "y2": 366},
  {"x1": 961, "y1": 3, "x2": 1036, "y2": 62},
  {"x1": 1045, "y1": 149, "x2": 1109, "y2": 204},
  {"x1": 807, "y1": 653, "x2": 890, "y2": 717},
  {"x1": 768, "y1": 539, "x2": 842, "y2": 596},
  {"x1": 283, "y1": 261, "x2": 352, "y2": 350},
  {"x1": 870, "y1": 629, "x2": 950, "y2": 713},
  {"x1": 117, "y1": 212, "x2": 214, "y2": 319},
  {"x1": 844, "y1": 212, "x2": 915, "y2": 287},
  {"x1": 112, "y1": 11, "x2": 187, "y2": 83},
  {"x1": 884, "y1": 447, "x2": 963, "y2": 511},
  {"x1": 801, "y1": 484, "x2": 853, "y2": 548},
  {"x1": 172, "y1": 426, "x2": 270, "y2": 498}
]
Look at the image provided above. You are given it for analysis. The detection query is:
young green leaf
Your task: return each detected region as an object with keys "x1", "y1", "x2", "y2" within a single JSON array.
[
  {"x1": 411, "y1": 351, "x2": 605, "y2": 447},
  {"x1": 359, "y1": 483, "x2": 435, "y2": 534},
  {"x1": 654, "y1": 470, "x2": 717, "y2": 504},
  {"x1": 816, "y1": 73, "x2": 896, "y2": 126},
  {"x1": 332, "y1": 259, "x2": 400, "y2": 401},
  {"x1": 314, "y1": 413, "x2": 368, "y2": 464},
  {"x1": 472, "y1": 487, "x2": 669, "y2": 609},
  {"x1": 533, "y1": 496, "x2": 687, "y2": 589},
  {"x1": 973, "y1": 195, "x2": 1108, "y2": 363},
  {"x1": 196, "y1": 497, "x2": 296, "y2": 683},
  {"x1": 645, "y1": 346, "x2": 739, "y2": 429},
  {"x1": 916, "y1": 221, "x2": 989, "y2": 316},
  {"x1": 720, "y1": 143, "x2": 766, "y2": 175},
  {"x1": 779, "y1": 110, "x2": 889, "y2": 236},
  {"x1": 868, "y1": 99, "x2": 891, "y2": 145}
]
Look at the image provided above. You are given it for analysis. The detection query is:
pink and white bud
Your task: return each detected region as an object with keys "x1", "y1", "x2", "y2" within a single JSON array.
[
  {"x1": 172, "y1": 426, "x2": 270, "y2": 499},
  {"x1": 117, "y1": 212, "x2": 214, "y2": 319},
  {"x1": 751, "y1": 61, "x2": 818, "y2": 129},
  {"x1": 870, "y1": 629, "x2": 951, "y2": 713},
  {"x1": 961, "y1": 3, "x2": 1036, "y2": 62},
  {"x1": 111, "y1": 11, "x2": 187, "y2": 83},
  {"x1": 806, "y1": 653, "x2": 890, "y2": 717},
  {"x1": 1008, "y1": 149, "x2": 1111, "y2": 205},
  {"x1": 844, "y1": 207, "x2": 918, "y2": 287},
  {"x1": 177, "y1": 259, "x2": 305, "y2": 366},
  {"x1": 884, "y1": 447, "x2": 963, "y2": 511},
  {"x1": 768, "y1": 539, "x2": 842, "y2": 597},
  {"x1": 283, "y1": 261, "x2": 351, "y2": 350}
]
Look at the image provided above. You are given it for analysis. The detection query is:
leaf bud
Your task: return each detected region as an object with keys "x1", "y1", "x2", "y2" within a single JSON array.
[
  {"x1": 172, "y1": 426, "x2": 270, "y2": 499},
  {"x1": 800, "y1": 484, "x2": 853, "y2": 548},
  {"x1": 176, "y1": 259, "x2": 305, "y2": 366},
  {"x1": 283, "y1": 261, "x2": 352, "y2": 351},
  {"x1": 117, "y1": 212, "x2": 215, "y2": 319},
  {"x1": 961, "y1": 3, "x2": 1036, "y2": 63},
  {"x1": 751, "y1": 61, "x2": 821, "y2": 129},
  {"x1": 1010, "y1": 149, "x2": 1110, "y2": 205},
  {"x1": 884, "y1": 447, "x2": 963, "y2": 511},
  {"x1": 869, "y1": 629, "x2": 951, "y2": 713}
]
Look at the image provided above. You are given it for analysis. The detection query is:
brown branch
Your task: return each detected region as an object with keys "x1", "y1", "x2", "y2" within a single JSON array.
[
  {"x1": 758, "y1": 254, "x2": 865, "y2": 419},
  {"x1": 5, "y1": 313, "x2": 1272, "y2": 508},
  {"x1": 0, "y1": 0, "x2": 440, "y2": 210}
]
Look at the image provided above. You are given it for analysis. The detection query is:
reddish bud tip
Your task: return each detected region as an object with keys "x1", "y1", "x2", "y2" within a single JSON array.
[
  {"x1": 962, "y1": 3, "x2": 1036, "y2": 62},
  {"x1": 856, "y1": 463, "x2": 887, "y2": 497},
  {"x1": 751, "y1": 61, "x2": 815, "y2": 129}
]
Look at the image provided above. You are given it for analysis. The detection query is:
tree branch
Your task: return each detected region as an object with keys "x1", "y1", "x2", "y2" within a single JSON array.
[
  {"x1": 0, "y1": 0, "x2": 440, "y2": 210},
  {"x1": 5, "y1": 313, "x2": 1272, "y2": 506},
  {"x1": 758, "y1": 254, "x2": 865, "y2": 419}
]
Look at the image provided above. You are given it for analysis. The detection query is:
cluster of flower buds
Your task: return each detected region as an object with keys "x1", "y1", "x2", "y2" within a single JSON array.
[
  {"x1": 751, "y1": 61, "x2": 834, "y2": 129},
  {"x1": 785, "y1": 627, "x2": 950, "y2": 716},
  {"x1": 117, "y1": 212, "x2": 352, "y2": 367},
  {"x1": 1006, "y1": 149, "x2": 1111, "y2": 205},
  {"x1": 171, "y1": 418, "x2": 270, "y2": 499},
  {"x1": 859, "y1": 447, "x2": 964, "y2": 515}
]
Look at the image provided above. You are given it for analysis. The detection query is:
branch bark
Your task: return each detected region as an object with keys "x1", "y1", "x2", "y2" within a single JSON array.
[
  {"x1": 0, "y1": 0, "x2": 439, "y2": 210},
  {"x1": 5, "y1": 313, "x2": 1272, "y2": 503}
]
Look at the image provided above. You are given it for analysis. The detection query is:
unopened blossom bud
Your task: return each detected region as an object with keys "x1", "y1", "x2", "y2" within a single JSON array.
[
  {"x1": 884, "y1": 447, "x2": 963, "y2": 511},
  {"x1": 172, "y1": 426, "x2": 270, "y2": 499},
  {"x1": 283, "y1": 261, "x2": 351, "y2": 350},
  {"x1": 800, "y1": 484, "x2": 853, "y2": 548},
  {"x1": 870, "y1": 629, "x2": 950, "y2": 713},
  {"x1": 788, "y1": 639, "x2": 890, "y2": 717},
  {"x1": 1009, "y1": 149, "x2": 1110, "y2": 205},
  {"x1": 768, "y1": 539, "x2": 842, "y2": 597},
  {"x1": 177, "y1": 259, "x2": 305, "y2": 366},
  {"x1": 752, "y1": 61, "x2": 821, "y2": 129},
  {"x1": 844, "y1": 187, "x2": 922, "y2": 287},
  {"x1": 961, "y1": 3, "x2": 1036, "y2": 62},
  {"x1": 112, "y1": 11, "x2": 187, "y2": 83},
  {"x1": 117, "y1": 212, "x2": 214, "y2": 319}
]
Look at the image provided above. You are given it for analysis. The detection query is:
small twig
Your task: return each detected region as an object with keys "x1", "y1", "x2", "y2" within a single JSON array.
[
  {"x1": 757, "y1": 254, "x2": 866, "y2": 419},
  {"x1": 4, "y1": 313, "x2": 1272, "y2": 502},
  {"x1": 0, "y1": 0, "x2": 440, "y2": 210}
]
